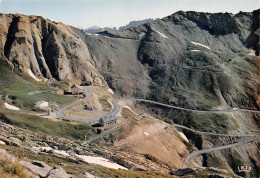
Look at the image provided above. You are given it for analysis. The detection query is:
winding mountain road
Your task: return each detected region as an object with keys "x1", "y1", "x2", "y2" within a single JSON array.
[
  {"x1": 117, "y1": 98, "x2": 260, "y2": 114},
  {"x1": 56, "y1": 86, "x2": 100, "y2": 123},
  {"x1": 56, "y1": 93, "x2": 260, "y2": 123},
  {"x1": 183, "y1": 135, "x2": 260, "y2": 168},
  {"x1": 56, "y1": 86, "x2": 121, "y2": 123},
  {"x1": 172, "y1": 123, "x2": 257, "y2": 137},
  {"x1": 55, "y1": 88, "x2": 259, "y2": 165},
  {"x1": 117, "y1": 98, "x2": 260, "y2": 167}
]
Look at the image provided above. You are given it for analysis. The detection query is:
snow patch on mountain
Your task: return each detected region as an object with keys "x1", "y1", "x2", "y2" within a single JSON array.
[
  {"x1": 3, "y1": 103, "x2": 20, "y2": 110},
  {"x1": 76, "y1": 155, "x2": 128, "y2": 170},
  {"x1": 191, "y1": 49, "x2": 201, "y2": 52},
  {"x1": 27, "y1": 69, "x2": 41, "y2": 81},
  {"x1": 191, "y1": 41, "x2": 211, "y2": 50},
  {"x1": 178, "y1": 132, "x2": 189, "y2": 142},
  {"x1": 156, "y1": 31, "x2": 168, "y2": 38}
]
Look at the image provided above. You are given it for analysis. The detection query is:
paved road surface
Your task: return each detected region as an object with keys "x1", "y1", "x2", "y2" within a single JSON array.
[
  {"x1": 113, "y1": 123, "x2": 257, "y2": 147},
  {"x1": 118, "y1": 98, "x2": 260, "y2": 114},
  {"x1": 56, "y1": 94, "x2": 260, "y2": 123},
  {"x1": 55, "y1": 89, "x2": 260, "y2": 153},
  {"x1": 56, "y1": 86, "x2": 100, "y2": 123},
  {"x1": 114, "y1": 98, "x2": 260, "y2": 165},
  {"x1": 173, "y1": 124, "x2": 257, "y2": 137},
  {"x1": 183, "y1": 135, "x2": 260, "y2": 168},
  {"x1": 56, "y1": 87, "x2": 121, "y2": 123}
]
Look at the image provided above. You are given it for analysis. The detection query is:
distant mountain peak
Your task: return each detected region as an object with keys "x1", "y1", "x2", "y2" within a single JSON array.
[
  {"x1": 119, "y1": 18, "x2": 156, "y2": 30},
  {"x1": 85, "y1": 26, "x2": 117, "y2": 34},
  {"x1": 85, "y1": 18, "x2": 157, "y2": 34}
]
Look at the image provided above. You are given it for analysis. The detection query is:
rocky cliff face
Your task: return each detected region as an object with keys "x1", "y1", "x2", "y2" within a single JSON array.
[
  {"x1": 93, "y1": 10, "x2": 259, "y2": 109},
  {"x1": 0, "y1": 9, "x2": 259, "y2": 177},
  {"x1": 0, "y1": 14, "x2": 105, "y2": 86},
  {"x1": 93, "y1": 10, "x2": 260, "y2": 176}
]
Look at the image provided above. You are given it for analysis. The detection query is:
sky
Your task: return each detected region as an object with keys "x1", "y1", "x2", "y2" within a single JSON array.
[{"x1": 0, "y1": 0, "x2": 259, "y2": 29}]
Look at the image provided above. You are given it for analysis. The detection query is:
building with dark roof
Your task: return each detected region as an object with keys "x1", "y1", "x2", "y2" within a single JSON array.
[
  {"x1": 71, "y1": 84, "x2": 83, "y2": 95},
  {"x1": 99, "y1": 115, "x2": 117, "y2": 126}
]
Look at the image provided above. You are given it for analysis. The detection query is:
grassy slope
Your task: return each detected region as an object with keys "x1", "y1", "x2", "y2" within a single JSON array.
[
  {"x1": 0, "y1": 63, "x2": 73, "y2": 109},
  {"x1": 0, "y1": 110, "x2": 95, "y2": 140},
  {"x1": 97, "y1": 94, "x2": 112, "y2": 112},
  {"x1": 0, "y1": 61, "x2": 97, "y2": 140}
]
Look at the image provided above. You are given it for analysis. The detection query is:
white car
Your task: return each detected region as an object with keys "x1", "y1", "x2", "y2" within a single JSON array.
[{"x1": 232, "y1": 108, "x2": 238, "y2": 110}]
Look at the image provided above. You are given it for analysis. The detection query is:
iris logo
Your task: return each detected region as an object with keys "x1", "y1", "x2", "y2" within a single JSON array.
[{"x1": 238, "y1": 165, "x2": 252, "y2": 172}]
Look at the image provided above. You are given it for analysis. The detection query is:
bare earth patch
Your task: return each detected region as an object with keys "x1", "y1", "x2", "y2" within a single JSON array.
[{"x1": 114, "y1": 107, "x2": 189, "y2": 171}]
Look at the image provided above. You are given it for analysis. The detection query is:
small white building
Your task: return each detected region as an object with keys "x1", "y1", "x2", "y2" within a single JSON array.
[{"x1": 71, "y1": 84, "x2": 83, "y2": 95}]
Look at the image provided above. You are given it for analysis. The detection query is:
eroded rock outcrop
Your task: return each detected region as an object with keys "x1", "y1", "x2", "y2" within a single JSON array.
[{"x1": 0, "y1": 14, "x2": 105, "y2": 86}]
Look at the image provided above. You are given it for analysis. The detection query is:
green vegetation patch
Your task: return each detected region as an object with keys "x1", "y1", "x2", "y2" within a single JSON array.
[
  {"x1": 185, "y1": 113, "x2": 229, "y2": 133},
  {"x1": 121, "y1": 107, "x2": 139, "y2": 127},
  {"x1": 0, "y1": 63, "x2": 73, "y2": 109},
  {"x1": 76, "y1": 164, "x2": 173, "y2": 178},
  {"x1": 0, "y1": 98, "x2": 4, "y2": 105},
  {"x1": 226, "y1": 150, "x2": 245, "y2": 175},
  {"x1": 0, "y1": 110, "x2": 95, "y2": 140},
  {"x1": 98, "y1": 95, "x2": 112, "y2": 112},
  {"x1": 233, "y1": 58, "x2": 255, "y2": 72},
  {"x1": 176, "y1": 88, "x2": 220, "y2": 109},
  {"x1": 187, "y1": 51, "x2": 217, "y2": 65},
  {"x1": 117, "y1": 108, "x2": 139, "y2": 140},
  {"x1": 184, "y1": 167, "x2": 236, "y2": 178},
  {"x1": 206, "y1": 153, "x2": 226, "y2": 169},
  {"x1": 231, "y1": 118, "x2": 240, "y2": 129}
]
